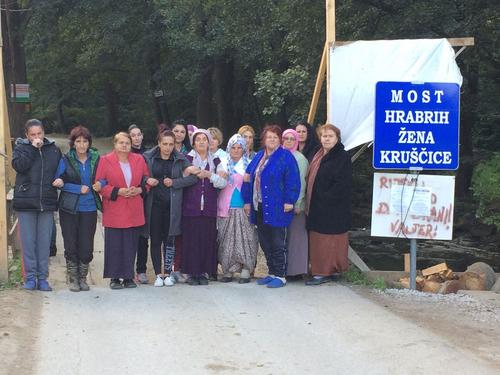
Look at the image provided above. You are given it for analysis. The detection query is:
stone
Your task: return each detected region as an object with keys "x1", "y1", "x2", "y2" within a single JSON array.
[{"x1": 466, "y1": 262, "x2": 496, "y2": 290}]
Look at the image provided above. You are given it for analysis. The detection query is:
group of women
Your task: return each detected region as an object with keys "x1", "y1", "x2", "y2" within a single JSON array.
[{"x1": 14, "y1": 117, "x2": 352, "y2": 292}]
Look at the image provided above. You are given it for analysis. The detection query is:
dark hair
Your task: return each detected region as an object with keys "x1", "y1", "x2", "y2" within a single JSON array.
[
  {"x1": 157, "y1": 130, "x2": 175, "y2": 143},
  {"x1": 295, "y1": 120, "x2": 319, "y2": 161},
  {"x1": 128, "y1": 124, "x2": 140, "y2": 133},
  {"x1": 260, "y1": 124, "x2": 283, "y2": 148},
  {"x1": 171, "y1": 119, "x2": 192, "y2": 152},
  {"x1": 24, "y1": 119, "x2": 43, "y2": 133},
  {"x1": 69, "y1": 125, "x2": 92, "y2": 148}
]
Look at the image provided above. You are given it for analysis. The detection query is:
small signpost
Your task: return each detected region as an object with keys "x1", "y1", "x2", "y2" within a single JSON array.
[{"x1": 372, "y1": 81, "x2": 460, "y2": 290}]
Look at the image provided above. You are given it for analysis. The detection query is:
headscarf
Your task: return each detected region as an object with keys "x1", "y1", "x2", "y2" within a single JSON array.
[
  {"x1": 282, "y1": 129, "x2": 299, "y2": 153},
  {"x1": 187, "y1": 124, "x2": 198, "y2": 145},
  {"x1": 188, "y1": 129, "x2": 217, "y2": 172},
  {"x1": 225, "y1": 134, "x2": 248, "y2": 184}
]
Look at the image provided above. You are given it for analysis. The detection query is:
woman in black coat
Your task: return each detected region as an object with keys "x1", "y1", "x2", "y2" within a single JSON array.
[{"x1": 305, "y1": 123, "x2": 352, "y2": 285}]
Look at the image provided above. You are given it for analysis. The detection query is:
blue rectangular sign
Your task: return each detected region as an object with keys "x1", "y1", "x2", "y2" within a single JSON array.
[{"x1": 373, "y1": 81, "x2": 460, "y2": 170}]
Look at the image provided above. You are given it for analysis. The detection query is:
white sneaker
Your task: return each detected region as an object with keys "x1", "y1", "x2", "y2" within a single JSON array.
[
  {"x1": 154, "y1": 275, "x2": 164, "y2": 287},
  {"x1": 164, "y1": 275, "x2": 175, "y2": 287}
]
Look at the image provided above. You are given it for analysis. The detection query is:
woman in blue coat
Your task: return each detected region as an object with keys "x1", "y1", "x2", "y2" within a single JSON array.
[{"x1": 242, "y1": 125, "x2": 300, "y2": 288}]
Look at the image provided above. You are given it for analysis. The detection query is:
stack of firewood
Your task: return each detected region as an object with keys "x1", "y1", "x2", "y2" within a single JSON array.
[{"x1": 399, "y1": 261, "x2": 496, "y2": 294}]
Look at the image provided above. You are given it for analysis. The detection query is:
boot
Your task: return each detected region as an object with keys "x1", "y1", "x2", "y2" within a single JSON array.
[
  {"x1": 79, "y1": 262, "x2": 90, "y2": 291},
  {"x1": 67, "y1": 260, "x2": 80, "y2": 292}
]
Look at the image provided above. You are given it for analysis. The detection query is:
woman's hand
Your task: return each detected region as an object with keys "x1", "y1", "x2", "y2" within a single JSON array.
[
  {"x1": 129, "y1": 186, "x2": 142, "y2": 197},
  {"x1": 163, "y1": 178, "x2": 173, "y2": 187},
  {"x1": 118, "y1": 187, "x2": 130, "y2": 197},
  {"x1": 243, "y1": 173, "x2": 251, "y2": 183},
  {"x1": 218, "y1": 171, "x2": 228, "y2": 179},
  {"x1": 244, "y1": 204, "x2": 251, "y2": 217},
  {"x1": 184, "y1": 166, "x2": 199, "y2": 175},
  {"x1": 81, "y1": 185, "x2": 90, "y2": 194},
  {"x1": 284, "y1": 203, "x2": 294, "y2": 213},
  {"x1": 294, "y1": 207, "x2": 302, "y2": 215},
  {"x1": 92, "y1": 181, "x2": 102, "y2": 192},
  {"x1": 52, "y1": 178, "x2": 64, "y2": 188},
  {"x1": 197, "y1": 170, "x2": 212, "y2": 179},
  {"x1": 147, "y1": 177, "x2": 159, "y2": 187}
]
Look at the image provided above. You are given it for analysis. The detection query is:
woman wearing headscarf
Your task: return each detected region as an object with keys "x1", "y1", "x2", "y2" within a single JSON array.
[
  {"x1": 281, "y1": 129, "x2": 309, "y2": 278},
  {"x1": 94, "y1": 132, "x2": 150, "y2": 289},
  {"x1": 295, "y1": 121, "x2": 320, "y2": 162},
  {"x1": 182, "y1": 129, "x2": 227, "y2": 285},
  {"x1": 52, "y1": 125, "x2": 101, "y2": 292},
  {"x1": 238, "y1": 124, "x2": 256, "y2": 160},
  {"x1": 242, "y1": 125, "x2": 300, "y2": 288},
  {"x1": 217, "y1": 134, "x2": 258, "y2": 283},
  {"x1": 306, "y1": 124, "x2": 352, "y2": 285}
]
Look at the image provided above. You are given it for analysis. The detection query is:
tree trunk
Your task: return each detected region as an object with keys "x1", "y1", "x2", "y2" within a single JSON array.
[
  {"x1": 456, "y1": 61, "x2": 477, "y2": 198},
  {"x1": 2, "y1": 0, "x2": 30, "y2": 138},
  {"x1": 104, "y1": 82, "x2": 120, "y2": 134},
  {"x1": 196, "y1": 65, "x2": 214, "y2": 128},
  {"x1": 213, "y1": 56, "x2": 235, "y2": 137}
]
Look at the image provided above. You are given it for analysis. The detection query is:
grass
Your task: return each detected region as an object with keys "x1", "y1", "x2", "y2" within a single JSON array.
[
  {"x1": 342, "y1": 268, "x2": 387, "y2": 290},
  {"x1": 0, "y1": 253, "x2": 23, "y2": 290}
]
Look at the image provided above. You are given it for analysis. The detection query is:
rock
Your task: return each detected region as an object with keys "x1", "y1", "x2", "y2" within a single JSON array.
[
  {"x1": 466, "y1": 262, "x2": 496, "y2": 290},
  {"x1": 459, "y1": 271, "x2": 486, "y2": 291},
  {"x1": 439, "y1": 280, "x2": 464, "y2": 294}
]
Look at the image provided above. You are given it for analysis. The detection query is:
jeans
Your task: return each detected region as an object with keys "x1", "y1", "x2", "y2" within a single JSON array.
[
  {"x1": 17, "y1": 211, "x2": 54, "y2": 280},
  {"x1": 256, "y1": 206, "x2": 288, "y2": 277}
]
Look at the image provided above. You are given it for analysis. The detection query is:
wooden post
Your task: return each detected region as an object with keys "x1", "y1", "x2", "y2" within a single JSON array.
[
  {"x1": 325, "y1": 0, "x2": 335, "y2": 122},
  {"x1": 0, "y1": 15, "x2": 10, "y2": 280},
  {"x1": 307, "y1": 43, "x2": 327, "y2": 125}
]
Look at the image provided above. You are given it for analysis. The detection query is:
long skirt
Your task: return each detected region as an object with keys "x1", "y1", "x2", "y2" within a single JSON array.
[
  {"x1": 286, "y1": 213, "x2": 309, "y2": 275},
  {"x1": 309, "y1": 231, "x2": 349, "y2": 276},
  {"x1": 104, "y1": 226, "x2": 140, "y2": 279},
  {"x1": 181, "y1": 216, "x2": 217, "y2": 275},
  {"x1": 217, "y1": 208, "x2": 258, "y2": 274}
]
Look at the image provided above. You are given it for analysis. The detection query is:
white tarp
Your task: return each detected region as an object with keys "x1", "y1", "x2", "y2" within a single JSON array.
[{"x1": 328, "y1": 38, "x2": 463, "y2": 151}]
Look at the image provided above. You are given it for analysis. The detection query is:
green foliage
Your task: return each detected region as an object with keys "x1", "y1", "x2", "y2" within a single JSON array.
[
  {"x1": 342, "y1": 269, "x2": 387, "y2": 290},
  {"x1": 472, "y1": 153, "x2": 500, "y2": 229},
  {"x1": 0, "y1": 254, "x2": 23, "y2": 290}
]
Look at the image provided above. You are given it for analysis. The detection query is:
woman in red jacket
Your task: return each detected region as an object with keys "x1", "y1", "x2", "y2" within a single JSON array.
[{"x1": 94, "y1": 132, "x2": 149, "y2": 289}]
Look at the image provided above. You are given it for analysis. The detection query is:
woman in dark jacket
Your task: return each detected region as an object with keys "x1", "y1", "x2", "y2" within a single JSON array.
[
  {"x1": 306, "y1": 123, "x2": 352, "y2": 285},
  {"x1": 142, "y1": 130, "x2": 197, "y2": 287},
  {"x1": 53, "y1": 125, "x2": 101, "y2": 292},
  {"x1": 12, "y1": 119, "x2": 61, "y2": 291},
  {"x1": 295, "y1": 120, "x2": 320, "y2": 162}
]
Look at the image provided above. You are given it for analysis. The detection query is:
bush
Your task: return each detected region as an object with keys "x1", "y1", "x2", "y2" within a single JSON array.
[{"x1": 472, "y1": 153, "x2": 500, "y2": 230}]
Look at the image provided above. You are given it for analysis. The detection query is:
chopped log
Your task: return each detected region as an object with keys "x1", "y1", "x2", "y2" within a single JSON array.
[
  {"x1": 427, "y1": 274, "x2": 443, "y2": 283},
  {"x1": 422, "y1": 262, "x2": 448, "y2": 277},
  {"x1": 399, "y1": 277, "x2": 410, "y2": 289},
  {"x1": 416, "y1": 276, "x2": 425, "y2": 288},
  {"x1": 422, "y1": 280, "x2": 442, "y2": 293},
  {"x1": 466, "y1": 262, "x2": 496, "y2": 290},
  {"x1": 443, "y1": 269, "x2": 454, "y2": 280},
  {"x1": 404, "y1": 253, "x2": 410, "y2": 272},
  {"x1": 459, "y1": 271, "x2": 487, "y2": 291},
  {"x1": 439, "y1": 280, "x2": 464, "y2": 294}
]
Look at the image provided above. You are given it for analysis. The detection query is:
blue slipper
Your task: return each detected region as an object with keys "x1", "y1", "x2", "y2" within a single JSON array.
[
  {"x1": 256, "y1": 275, "x2": 275, "y2": 285},
  {"x1": 266, "y1": 278, "x2": 286, "y2": 288}
]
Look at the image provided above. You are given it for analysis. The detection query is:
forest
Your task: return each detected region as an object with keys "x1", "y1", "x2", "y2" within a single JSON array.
[{"x1": 2, "y1": 0, "x2": 499, "y2": 246}]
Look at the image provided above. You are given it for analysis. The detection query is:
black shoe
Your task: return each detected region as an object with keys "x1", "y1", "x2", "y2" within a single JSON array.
[
  {"x1": 331, "y1": 273, "x2": 341, "y2": 281},
  {"x1": 220, "y1": 276, "x2": 233, "y2": 283},
  {"x1": 208, "y1": 274, "x2": 218, "y2": 282},
  {"x1": 49, "y1": 245, "x2": 57, "y2": 257},
  {"x1": 110, "y1": 279, "x2": 123, "y2": 289},
  {"x1": 123, "y1": 279, "x2": 137, "y2": 288},
  {"x1": 238, "y1": 278, "x2": 250, "y2": 284},
  {"x1": 187, "y1": 276, "x2": 200, "y2": 286},
  {"x1": 305, "y1": 276, "x2": 332, "y2": 286},
  {"x1": 199, "y1": 276, "x2": 209, "y2": 285}
]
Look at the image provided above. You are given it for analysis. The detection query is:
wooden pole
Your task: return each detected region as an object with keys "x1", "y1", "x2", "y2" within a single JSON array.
[
  {"x1": 307, "y1": 43, "x2": 327, "y2": 125},
  {"x1": 0, "y1": 12, "x2": 10, "y2": 280},
  {"x1": 325, "y1": 0, "x2": 335, "y2": 122}
]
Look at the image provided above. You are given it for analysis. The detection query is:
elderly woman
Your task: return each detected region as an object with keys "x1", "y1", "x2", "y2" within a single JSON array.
[
  {"x1": 238, "y1": 124, "x2": 256, "y2": 160},
  {"x1": 242, "y1": 125, "x2": 300, "y2": 288},
  {"x1": 52, "y1": 125, "x2": 101, "y2": 292},
  {"x1": 296, "y1": 121, "x2": 319, "y2": 162},
  {"x1": 94, "y1": 132, "x2": 150, "y2": 289},
  {"x1": 217, "y1": 134, "x2": 258, "y2": 283},
  {"x1": 143, "y1": 130, "x2": 197, "y2": 287},
  {"x1": 182, "y1": 129, "x2": 227, "y2": 285},
  {"x1": 306, "y1": 124, "x2": 352, "y2": 285},
  {"x1": 281, "y1": 129, "x2": 309, "y2": 278},
  {"x1": 172, "y1": 119, "x2": 192, "y2": 155},
  {"x1": 208, "y1": 127, "x2": 229, "y2": 162}
]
